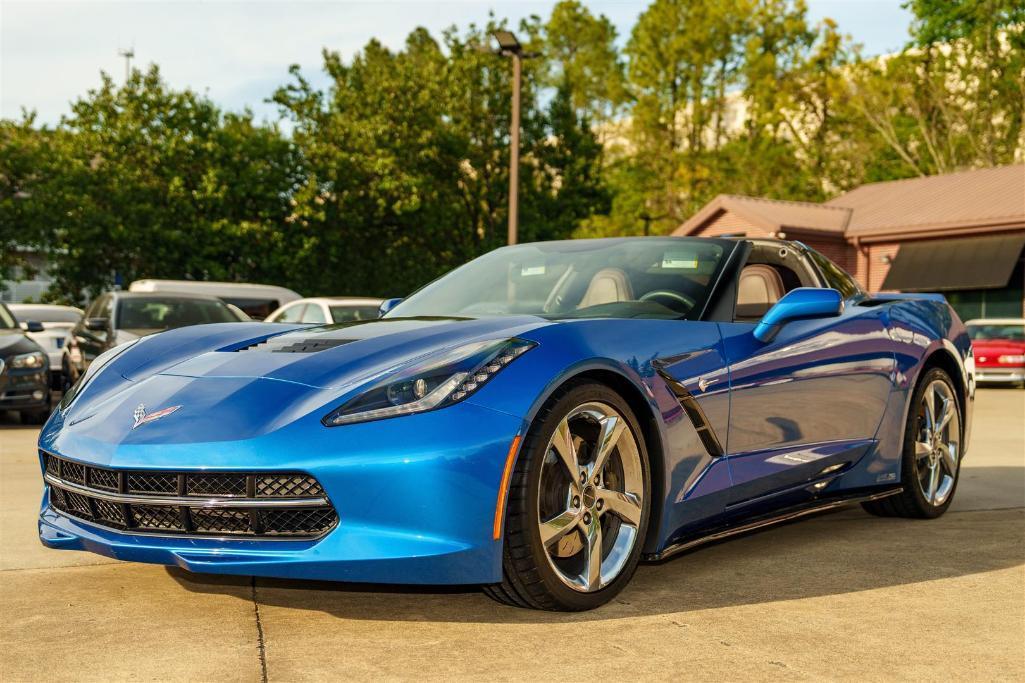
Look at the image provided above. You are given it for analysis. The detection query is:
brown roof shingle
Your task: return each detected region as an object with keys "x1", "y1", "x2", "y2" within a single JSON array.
[
  {"x1": 826, "y1": 164, "x2": 1025, "y2": 237},
  {"x1": 675, "y1": 194, "x2": 851, "y2": 236}
]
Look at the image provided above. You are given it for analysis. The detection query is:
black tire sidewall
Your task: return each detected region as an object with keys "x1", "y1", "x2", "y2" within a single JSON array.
[{"x1": 516, "y1": 382, "x2": 651, "y2": 611}]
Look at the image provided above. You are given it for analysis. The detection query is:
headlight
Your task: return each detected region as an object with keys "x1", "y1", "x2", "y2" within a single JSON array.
[
  {"x1": 998, "y1": 354, "x2": 1025, "y2": 365},
  {"x1": 59, "y1": 338, "x2": 141, "y2": 410},
  {"x1": 10, "y1": 351, "x2": 47, "y2": 369},
  {"x1": 323, "y1": 338, "x2": 536, "y2": 426}
]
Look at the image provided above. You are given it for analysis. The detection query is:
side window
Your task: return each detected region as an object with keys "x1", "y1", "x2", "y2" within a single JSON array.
[
  {"x1": 275, "y1": 304, "x2": 307, "y2": 323},
  {"x1": 805, "y1": 248, "x2": 861, "y2": 299},
  {"x1": 302, "y1": 305, "x2": 327, "y2": 324}
]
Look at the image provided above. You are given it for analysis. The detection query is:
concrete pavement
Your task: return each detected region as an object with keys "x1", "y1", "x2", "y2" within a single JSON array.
[{"x1": 1, "y1": 389, "x2": 1022, "y2": 681}]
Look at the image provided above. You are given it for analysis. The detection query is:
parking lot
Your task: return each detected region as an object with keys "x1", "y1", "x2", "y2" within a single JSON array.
[{"x1": 1, "y1": 388, "x2": 1022, "y2": 681}]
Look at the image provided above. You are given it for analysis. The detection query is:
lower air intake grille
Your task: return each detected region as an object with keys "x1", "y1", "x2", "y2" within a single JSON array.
[{"x1": 43, "y1": 452, "x2": 337, "y2": 538}]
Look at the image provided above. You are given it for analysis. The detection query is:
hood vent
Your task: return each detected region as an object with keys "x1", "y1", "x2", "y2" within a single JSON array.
[{"x1": 235, "y1": 338, "x2": 355, "y2": 353}]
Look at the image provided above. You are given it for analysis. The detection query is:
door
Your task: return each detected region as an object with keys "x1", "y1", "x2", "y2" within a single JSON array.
[{"x1": 720, "y1": 247, "x2": 896, "y2": 508}]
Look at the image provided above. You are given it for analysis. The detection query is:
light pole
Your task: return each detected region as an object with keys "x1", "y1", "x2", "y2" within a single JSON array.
[
  {"x1": 118, "y1": 47, "x2": 135, "y2": 83},
  {"x1": 491, "y1": 30, "x2": 527, "y2": 246}
]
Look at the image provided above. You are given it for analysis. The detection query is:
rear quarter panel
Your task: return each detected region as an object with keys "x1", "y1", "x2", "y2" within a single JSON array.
[{"x1": 872, "y1": 295, "x2": 973, "y2": 476}]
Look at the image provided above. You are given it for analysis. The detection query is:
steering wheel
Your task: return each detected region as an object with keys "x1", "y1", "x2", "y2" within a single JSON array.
[{"x1": 639, "y1": 290, "x2": 696, "y2": 314}]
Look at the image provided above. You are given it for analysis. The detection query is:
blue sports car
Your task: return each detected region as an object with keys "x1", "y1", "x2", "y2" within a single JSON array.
[{"x1": 38, "y1": 237, "x2": 974, "y2": 611}]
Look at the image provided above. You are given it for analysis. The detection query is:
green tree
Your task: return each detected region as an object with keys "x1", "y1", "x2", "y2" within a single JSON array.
[{"x1": 847, "y1": 0, "x2": 1025, "y2": 176}]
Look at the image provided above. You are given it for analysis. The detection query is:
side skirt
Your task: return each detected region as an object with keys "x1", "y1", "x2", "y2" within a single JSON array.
[{"x1": 642, "y1": 487, "x2": 903, "y2": 562}]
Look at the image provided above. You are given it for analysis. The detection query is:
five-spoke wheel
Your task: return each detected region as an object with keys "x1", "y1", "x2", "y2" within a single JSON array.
[
  {"x1": 914, "y1": 378, "x2": 961, "y2": 507},
  {"x1": 538, "y1": 402, "x2": 644, "y2": 593}
]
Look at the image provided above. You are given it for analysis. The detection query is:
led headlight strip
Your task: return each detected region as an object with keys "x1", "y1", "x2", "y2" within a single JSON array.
[{"x1": 323, "y1": 338, "x2": 535, "y2": 426}]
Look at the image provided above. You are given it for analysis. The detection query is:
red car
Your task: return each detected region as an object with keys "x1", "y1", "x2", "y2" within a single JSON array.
[{"x1": 967, "y1": 318, "x2": 1025, "y2": 387}]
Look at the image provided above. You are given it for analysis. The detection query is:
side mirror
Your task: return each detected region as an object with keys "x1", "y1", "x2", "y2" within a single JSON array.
[
  {"x1": 25, "y1": 321, "x2": 45, "y2": 333},
  {"x1": 754, "y1": 288, "x2": 843, "y2": 343},
  {"x1": 378, "y1": 298, "x2": 403, "y2": 317},
  {"x1": 84, "y1": 317, "x2": 109, "y2": 332}
]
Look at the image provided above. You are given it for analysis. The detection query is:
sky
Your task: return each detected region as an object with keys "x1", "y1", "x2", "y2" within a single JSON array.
[{"x1": 0, "y1": 0, "x2": 914, "y2": 126}]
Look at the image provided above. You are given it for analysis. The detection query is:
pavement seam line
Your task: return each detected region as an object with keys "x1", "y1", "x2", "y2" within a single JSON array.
[{"x1": 251, "y1": 576, "x2": 269, "y2": 683}]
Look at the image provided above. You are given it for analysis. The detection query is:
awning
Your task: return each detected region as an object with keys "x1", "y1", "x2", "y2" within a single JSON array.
[{"x1": 881, "y1": 232, "x2": 1025, "y2": 292}]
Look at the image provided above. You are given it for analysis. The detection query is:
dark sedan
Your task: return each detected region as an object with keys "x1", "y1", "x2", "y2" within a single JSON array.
[
  {"x1": 0, "y1": 303, "x2": 51, "y2": 423},
  {"x1": 63, "y1": 291, "x2": 248, "y2": 386}
]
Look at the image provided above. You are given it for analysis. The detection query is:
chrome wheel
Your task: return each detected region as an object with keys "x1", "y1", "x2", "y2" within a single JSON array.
[
  {"x1": 914, "y1": 379, "x2": 960, "y2": 507},
  {"x1": 537, "y1": 402, "x2": 643, "y2": 593}
]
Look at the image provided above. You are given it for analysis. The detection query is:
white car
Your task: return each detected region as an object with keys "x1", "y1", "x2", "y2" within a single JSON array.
[
  {"x1": 129, "y1": 279, "x2": 301, "y2": 320},
  {"x1": 8, "y1": 304, "x2": 83, "y2": 388},
  {"x1": 265, "y1": 297, "x2": 384, "y2": 324}
]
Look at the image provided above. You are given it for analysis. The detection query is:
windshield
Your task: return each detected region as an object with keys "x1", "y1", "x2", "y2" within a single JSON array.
[
  {"x1": 117, "y1": 297, "x2": 242, "y2": 332},
  {"x1": 388, "y1": 238, "x2": 731, "y2": 320},
  {"x1": 0, "y1": 305, "x2": 16, "y2": 329},
  {"x1": 330, "y1": 305, "x2": 380, "y2": 322},
  {"x1": 11, "y1": 306, "x2": 82, "y2": 324},
  {"x1": 968, "y1": 323, "x2": 1025, "y2": 341}
]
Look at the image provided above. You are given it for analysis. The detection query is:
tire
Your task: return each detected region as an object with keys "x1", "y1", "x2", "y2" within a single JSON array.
[
  {"x1": 484, "y1": 381, "x2": 651, "y2": 611},
  {"x1": 862, "y1": 367, "x2": 963, "y2": 519}
]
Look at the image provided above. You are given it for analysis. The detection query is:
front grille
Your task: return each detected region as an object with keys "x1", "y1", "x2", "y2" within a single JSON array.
[{"x1": 42, "y1": 452, "x2": 337, "y2": 538}]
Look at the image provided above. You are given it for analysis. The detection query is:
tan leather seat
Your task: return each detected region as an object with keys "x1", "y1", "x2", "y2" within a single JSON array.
[
  {"x1": 736, "y1": 264, "x2": 786, "y2": 321},
  {"x1": 578, "y1": 268, "x2": 634, "y2": 308}
]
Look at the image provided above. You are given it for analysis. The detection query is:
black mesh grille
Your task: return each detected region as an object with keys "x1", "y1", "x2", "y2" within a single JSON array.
[
  {"x1": 191, "y1": 508, "x2": 251, "y2": 533},
  {"x1": 261, "y1": 508, "x2": 338, "y2": 535},
  {"x1": 127, "y1": 473, "x2": 178, "y2": 495},
  {"x1": 61, "y1": 460, "x2": 85, "y2": 484},
  {"x1": 132, "y1": 505, "x2": 185, "y2": 530},
  {"x1": 88, "y1": 468, "x2": 120, "y2": 492},
  {"x1": 92, "y1": 499, "x2": 127, "y2": 527},
  {"x1": 256, "y1": 474, "x2": 324, "y2": 498},
  {"x1": 187, "y1": 473, "x2": 247, "y2": 497},
  {"x1": 64, "y1": 490, "x2": 92, "y2": 517},
  {"x1": 43, "y1": 453, "x2": 336, "y2": 538}
]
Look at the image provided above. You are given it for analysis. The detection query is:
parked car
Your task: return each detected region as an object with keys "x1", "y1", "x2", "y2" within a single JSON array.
[
  {"x1": 265, "y1": 297, "x2": 384, "y2": 324},
  {"x1": 9, "y1": 304, "x2": 83, "y2": 389},
  {"x1": 62, "y1": 291, "x2": 248, "y2": 386},
  {"x1": 38, "y1": 238, "x2": 972, "y2": 611},
  {"x1": 966, "y1": 318, "x2": 1025, "y2": 387},
  {"x1": 0, "y1": 303, "x2": 51, "y2": 423},
  {"x1": 129, "y1": 279, "x2": 301, "y2": 320}
]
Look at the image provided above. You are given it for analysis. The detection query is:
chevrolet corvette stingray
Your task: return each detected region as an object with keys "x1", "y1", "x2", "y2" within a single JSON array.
[{"x1": 37, "y1": 237, "x2": 973, "y2": 611}]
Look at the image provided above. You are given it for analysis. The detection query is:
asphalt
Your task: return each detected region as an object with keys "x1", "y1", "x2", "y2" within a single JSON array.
[{"x1": 1, "y1": 389, "x2": 1022, "y2": 681}]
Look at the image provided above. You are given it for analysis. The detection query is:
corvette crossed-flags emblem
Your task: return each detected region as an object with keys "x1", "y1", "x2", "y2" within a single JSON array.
[{"x1": 131, "y1": 403, "x2": 182, "y2": 429}]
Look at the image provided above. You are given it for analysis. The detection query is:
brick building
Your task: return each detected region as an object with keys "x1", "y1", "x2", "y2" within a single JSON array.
[{"x1": 673, "y1": 164, "x2": 1025, "y2": 320}]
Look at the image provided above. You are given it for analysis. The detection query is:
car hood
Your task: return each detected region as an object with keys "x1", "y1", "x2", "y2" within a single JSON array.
[
  {"x1": 151, "y1": 315, "x2": 551, "y2": 389},
  {"x1": 51, "y1": 316, "x2": 552, "y2": 445},
  {"x1": 0, "y1": 330, "x2": 44, "y2": 357}
]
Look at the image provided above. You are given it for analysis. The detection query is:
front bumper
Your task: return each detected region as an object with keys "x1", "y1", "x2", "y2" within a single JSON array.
[
  {"x1": 0, "y1": 367, "x2": 50, "y2": 410},
  {"x1": 38, "y1": 400, "x2": 525, "y2": 585},
  {"x1": 975, "y1": 367, "x2": 1025, "y2": 384}
]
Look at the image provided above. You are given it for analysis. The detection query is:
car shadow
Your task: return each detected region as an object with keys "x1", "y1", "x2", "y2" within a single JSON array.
[{"x1": 167, "y1": 465, "x2": 1025, "y2": 624}]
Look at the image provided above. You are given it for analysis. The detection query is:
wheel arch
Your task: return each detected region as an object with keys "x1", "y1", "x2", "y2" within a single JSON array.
[
  {"x1": 519, "y1": 364, "x2": 668, "y2": 554},
  {"x1": 911, "y1": 341, "x2": 972, "y2": 457}
]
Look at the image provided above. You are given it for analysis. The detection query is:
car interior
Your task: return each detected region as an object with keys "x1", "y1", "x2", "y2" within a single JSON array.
[{"x1": 734, "y1": 243, "x2": 819, "y2": 322}]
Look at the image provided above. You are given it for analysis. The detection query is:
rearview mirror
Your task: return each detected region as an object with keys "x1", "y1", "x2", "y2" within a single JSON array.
[
  {"x1": 378, "y1": 298, "x2": 403, "y2": 317},
  {"x1": 84, "y1": 317, "x2": 109, "y2": 332},
  {"x1": 25, "y1": 321, "x2": 45, "y2": 333},
  {"x1": 754, "y1": 288, "x2": 843, "y2": 343}
]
